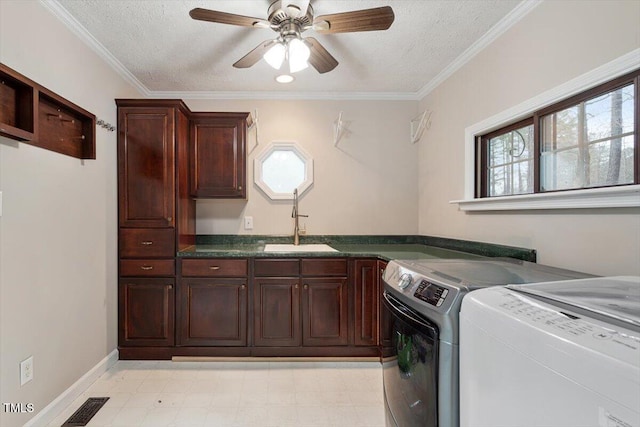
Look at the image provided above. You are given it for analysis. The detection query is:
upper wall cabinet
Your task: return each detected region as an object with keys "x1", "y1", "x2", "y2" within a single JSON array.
[
  {"x1": 117, "y1": 101, "x2": 190, "y2": 228},
  {"x1": 0, "y1": 63, "x2": 95, "y2": 159},
  {"x1": 190, "y1": 112, "x2": 248, "y2": 199}
]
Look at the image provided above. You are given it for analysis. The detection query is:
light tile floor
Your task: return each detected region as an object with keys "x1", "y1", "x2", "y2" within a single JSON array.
[{"x1": 47, "y1": 360, "x2": 384, "y2": 427}]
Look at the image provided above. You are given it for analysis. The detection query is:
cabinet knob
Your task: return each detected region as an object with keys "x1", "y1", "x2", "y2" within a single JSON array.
[
  {"x1": 294, "y1": 284, "x2": 299, "y2": 289},
  {"x1": 167, "y1": 217, "x2": 172, "y2": 221},
  {"x1": 240, "y1": 284, "x2": 246, "y2": 290},
  {"x1": 140, "y1": 265, "x2": 153, "y2": 270},
  {"x1": 141, "y1": 241, "x2": 153, "y2": 246},
  {"x1": 167, "y1": 285, "x2": 173, "y2": 289},
  {"x1": 238, "y1": 186, "x2": 242, "y2": 190},
  {"x1": 303, "y1": 284, "x2": 309, "y2": 290},
  {"x1": 209, "y1": 266, "x2": 221, "y2": 270}
]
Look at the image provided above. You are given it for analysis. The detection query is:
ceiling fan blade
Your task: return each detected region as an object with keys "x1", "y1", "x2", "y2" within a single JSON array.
[
  {"x1": 190, "y1": 8, "x2": 270, "y2": 28},
  {"x1": 305, "y1": 37, "x2": 338, "y2": 74},
  {"x1": 233, "y1": 39, "x2": 278, "y2": 69},
  {"x1": 313, "y1": 6, "x2": 394, "y2": 33},
  {"x1": 297, "y1": 0, "x2": 310, "y2": 17}
]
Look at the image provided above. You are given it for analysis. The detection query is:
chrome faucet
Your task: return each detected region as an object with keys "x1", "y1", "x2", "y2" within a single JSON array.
[{"x1": 292, "y1": 188, "x2": 308, "y2": 245}]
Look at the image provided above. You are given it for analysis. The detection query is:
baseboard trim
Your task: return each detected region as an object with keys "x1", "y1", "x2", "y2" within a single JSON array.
[
  {"x1": 24, "y1": 349, "x2": 119, "y2": 427},
  {"x1": 172, "y1": 356, "x2": 380, "y2": 363}
]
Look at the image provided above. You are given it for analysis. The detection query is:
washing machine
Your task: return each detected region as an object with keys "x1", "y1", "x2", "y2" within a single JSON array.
[
  {"x1": 381, "y1": 257, "x2": 591, "y2": 427},
  {"x1": 460, "y1": 276, "x2": 640, "y2": 427}
]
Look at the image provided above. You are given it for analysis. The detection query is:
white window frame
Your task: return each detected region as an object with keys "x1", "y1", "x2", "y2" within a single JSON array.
[{"x1": 451, "y1": 49, "x2": 640, "y2": 211}]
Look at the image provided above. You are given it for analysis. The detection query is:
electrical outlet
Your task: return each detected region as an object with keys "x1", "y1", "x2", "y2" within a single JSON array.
[
  {"x1": 20, "y1": 356, "x2": 33, "y2": 386},
  {"x1": 244, "y1": 216, "x2": 254, "y2": 230}
]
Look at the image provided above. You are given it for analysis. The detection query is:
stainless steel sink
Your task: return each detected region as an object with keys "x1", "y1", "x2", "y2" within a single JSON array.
[{"x1": 263, "y1": 244, "x2": 338, "y2": 253}]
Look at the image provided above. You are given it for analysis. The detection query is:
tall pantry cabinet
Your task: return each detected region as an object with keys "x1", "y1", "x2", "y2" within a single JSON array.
[{"x1": 116, "y1": 100, "x2": 195, "y2": 352}]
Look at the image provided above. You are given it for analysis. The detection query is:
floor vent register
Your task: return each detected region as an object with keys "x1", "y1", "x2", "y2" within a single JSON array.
[{"x1": 61, "y1": 397, "x2": 109, "y2": 426}]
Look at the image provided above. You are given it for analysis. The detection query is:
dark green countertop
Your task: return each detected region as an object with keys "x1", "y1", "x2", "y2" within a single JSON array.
[{"x1": 178, "y1": 235, "x2": 536, "y2": 262}]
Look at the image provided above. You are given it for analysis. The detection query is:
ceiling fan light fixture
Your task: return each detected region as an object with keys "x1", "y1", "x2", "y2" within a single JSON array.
[
  {"x1": 276, "y1": 74, "x2": 295, "y2": 83},
  {"x1": 288, "y1": 38, "x2": 310, "y2": 73},
  {"x1": 263, "y1": 42, "x2": 286, "y2": 69}
]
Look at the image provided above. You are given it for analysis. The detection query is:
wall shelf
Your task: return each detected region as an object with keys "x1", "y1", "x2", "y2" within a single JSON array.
[
  {"x1": 0, "y1": 63, "x2": 96, "y2": 159},
  {"x1": 0, "y1": 65, "x2": 36, "y2": 141}
]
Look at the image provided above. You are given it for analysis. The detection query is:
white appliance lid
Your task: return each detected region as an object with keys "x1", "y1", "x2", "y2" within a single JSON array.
[{"x1": 507, "y1": 276, "x2": 640, "y2": 327}]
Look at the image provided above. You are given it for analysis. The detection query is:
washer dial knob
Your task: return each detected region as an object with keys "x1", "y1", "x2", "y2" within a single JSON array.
[{"x1": 398, "y1": 273, "x2": 413, "y2": 289}]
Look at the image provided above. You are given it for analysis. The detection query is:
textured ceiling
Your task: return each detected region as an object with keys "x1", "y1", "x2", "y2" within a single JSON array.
[{"x1": 55, "y1": 0, "x2": 523, "y2": 97}]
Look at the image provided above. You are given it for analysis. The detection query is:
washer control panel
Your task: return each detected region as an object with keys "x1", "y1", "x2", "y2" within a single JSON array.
[{"x1": 414, "y1": 280, "x2": 449, "y2": 307}]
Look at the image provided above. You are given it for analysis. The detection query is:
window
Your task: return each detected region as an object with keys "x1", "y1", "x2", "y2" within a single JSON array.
[
  {"x1": 477, "y1": 70, "x2": 639, "y2": 198},
  {"x1": 480, "y1": 119, "x2": 534, "y2": 197},
  {"x1": 254, "y1": 142, "x2": 314, "y2": 200}
]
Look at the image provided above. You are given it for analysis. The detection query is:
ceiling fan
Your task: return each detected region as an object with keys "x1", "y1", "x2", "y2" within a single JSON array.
[{"x1": 189, "y1": 1, "x2": 395, "y2": 75}]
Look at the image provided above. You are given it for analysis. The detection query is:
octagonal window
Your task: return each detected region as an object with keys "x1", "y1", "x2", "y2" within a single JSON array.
[{"x1": 254, "y1": 143, "x2": 313, "y2": 200}]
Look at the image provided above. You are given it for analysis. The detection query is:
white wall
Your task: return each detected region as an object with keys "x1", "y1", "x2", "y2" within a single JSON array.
[
  {"x1": 0, "y1": 1, "x2": 138, "y2": 426},
  {"x1": 418, "y1": 0, "x2": 640, "y2": 276},
  {"x1": 187, "y1": 99, "x2": 419, "y2": 236}
]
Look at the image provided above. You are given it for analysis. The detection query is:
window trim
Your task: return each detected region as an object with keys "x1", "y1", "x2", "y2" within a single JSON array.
[{"x1": 452, "y1": 49, "x2": 640, "y2": 211}]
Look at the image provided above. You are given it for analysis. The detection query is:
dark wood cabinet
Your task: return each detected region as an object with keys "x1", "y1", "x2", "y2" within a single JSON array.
[
  {"x1": 178, "y1": 258, "x2": 249, "y2": 347},
  {"x1": 254, "y1": 278, "x2": 301, "y2": 346},
  {"x1": 179, "y1": 278, "x2": 248, "y2": 346},
  {"x1": 118, "y1": 106, "x2": 176, "y2": 228},
  {"x1": 353, "y1": 259, "x2": 379, "y2": 346},
  {"x1": 190, "y1": 113, "x2": 248, "y2": 199},
  {"x1": 117, "y1": 252, "x2": 388, "y2": 358},
  {"x1": 119, "y1": 228, "x2": 176, "y2": 258},
  {"x1": 119, "y1": 279, "x2": 175, "y2": 347},
  {"x1": 254, "y1": 258, "x2": 349, "y2": 348},
  {"x1": 378, "y1": 260, "x2": 393, "y2": 357},
  {"x1": 117, "y1": 100, "x2": 195, "y2": 358},
  {"x1": 302, "y1": 277, "x2": 348, "y2": 346}
]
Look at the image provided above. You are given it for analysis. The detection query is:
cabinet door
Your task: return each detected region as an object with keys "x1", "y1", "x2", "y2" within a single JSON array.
[
  {"x1": 178, "y1": 279, "x2": 247, "y2": 346},
  {"x1": 354, "y1": 259, "x2": 379, "y2": 346},
  {"x1": 378, "y1": 260, "x2": 394, "y2": 357},
  {"x1": 118, "y1": 107, "x2": 175, "y2": 227},
  {"x1": 302, "y1": 278, "x2": 348, "y2": 346},
  {"x1": 119, "y1": 279, "x2": 174, "y2": 347},
  {"x1": 254, "y1": 278, "x2": 300, "y2": 346},
  {"x1": 190, "y1": 114, "x2": 247, "y2": 198}
]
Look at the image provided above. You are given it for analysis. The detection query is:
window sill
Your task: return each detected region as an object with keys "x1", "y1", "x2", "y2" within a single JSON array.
[{"x1": 451, "y1": 185, "x2": 640, "y2": 211}]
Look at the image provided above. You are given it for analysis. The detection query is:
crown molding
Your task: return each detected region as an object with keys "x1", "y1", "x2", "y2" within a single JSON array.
[
  {"x1": 148, "y1": 90, "x2": 421, "y2": 101},
  {"x1": 416, "y1": 0, "x2": 542, "y2": 100},
  {"x1": 39, "y1": 0, "x2": 150, "y2": 96}
]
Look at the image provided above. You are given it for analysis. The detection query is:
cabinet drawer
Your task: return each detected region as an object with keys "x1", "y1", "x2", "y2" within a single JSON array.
[
  {"x1": 120, "y1": 228, "x2": 175, "y2": 257},
  {"x1": 301, "y1": 258, "x2": 347, "y2": 276},
  {"x1": 181, "y1": 258, "x2": 248, "y2": 277},
  {"x1": 254, "y1": 259, "x2": 300, "y2": 277},
  {"x1": 120, "y1": 259, "x2": 175, "y2": 277}
]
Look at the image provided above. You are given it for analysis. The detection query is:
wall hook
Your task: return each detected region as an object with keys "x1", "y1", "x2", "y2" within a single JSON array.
[
  {"x1": 334, "y1": 111, "x2": 345, "y2": 147},
  {"x1": 247, "y1": 109, "x2": 260, "y2": 154},
  {"x1": 97, "y1": 119, "x2": 115, "y2": 132},
  {"x1": 410, "y1": 110, "x2": 432, "y2": 144}
]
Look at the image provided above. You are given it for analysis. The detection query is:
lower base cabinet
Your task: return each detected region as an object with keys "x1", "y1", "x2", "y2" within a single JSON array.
[
  {"x1": 353, "y1": 259, "x2": 379, "y2": 346},
  {"x1": 254, "y1": 258, "x2": 349, "y2": 347},
  {"x1": 302, "y1": 278, "x2": 348, "y2": 346},
  {"x1": 253, "y1": 276, "x2": 349, "y2": 347},
  {"x1": 254, "y1": 278, "x2": 301, "y2": 346},
  {"x1": 118, "y1": 256, "x2": 382, "y2": 359},
  {"x1": 378, "y1": 260, "x2": 394, "y2": 357},
  {"x1": 179, "y1": 279, "x2": 247, "y2": 346},
  {"x1": 119, "y1": 278, "x2": 175, "y2": 347}
]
